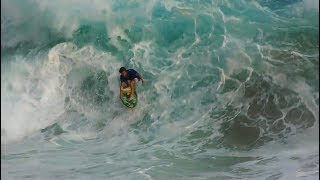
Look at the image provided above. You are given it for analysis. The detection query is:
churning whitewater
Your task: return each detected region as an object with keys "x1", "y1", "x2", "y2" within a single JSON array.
[{"x1": 1, "y1": 0, "x2": 319, "y2": 179}]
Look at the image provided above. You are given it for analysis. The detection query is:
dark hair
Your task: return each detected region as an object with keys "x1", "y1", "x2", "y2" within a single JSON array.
[{"x1": 119, "y1": 67, "x2": 126, "y2": 73}]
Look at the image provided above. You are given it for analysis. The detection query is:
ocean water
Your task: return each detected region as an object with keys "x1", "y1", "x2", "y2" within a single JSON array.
[{"x1": 1, "y1": 0, "x2": 319, "y2": 179}]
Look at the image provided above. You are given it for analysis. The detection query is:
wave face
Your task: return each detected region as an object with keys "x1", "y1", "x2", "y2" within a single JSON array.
[{"x1": 1, "y1": 0, "x2": 319, "y2": 179}]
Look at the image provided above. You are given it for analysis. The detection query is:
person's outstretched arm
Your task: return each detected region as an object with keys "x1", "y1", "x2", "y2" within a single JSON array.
[{"x1": 136, "y1": 73, "x2": 145, "y2": 83}]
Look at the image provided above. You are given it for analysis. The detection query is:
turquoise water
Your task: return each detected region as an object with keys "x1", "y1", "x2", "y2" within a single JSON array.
[{"x1": 1, "y1": 0, "x2": 319, "y2": 179}]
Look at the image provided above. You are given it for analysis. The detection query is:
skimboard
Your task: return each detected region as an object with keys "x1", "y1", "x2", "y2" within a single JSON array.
[{"x1": 120, "y1": 88, "x2": 138, "y2": 108}]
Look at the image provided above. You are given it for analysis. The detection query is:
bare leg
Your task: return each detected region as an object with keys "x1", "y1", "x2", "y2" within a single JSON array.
[{"x1": 129, "y1": 80, "x2": 136, "y2": 101}]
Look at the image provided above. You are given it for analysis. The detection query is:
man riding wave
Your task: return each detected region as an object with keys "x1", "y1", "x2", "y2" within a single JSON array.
[{"x1": 119, "y1": 67, "x2": 145, "y2": 101}]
